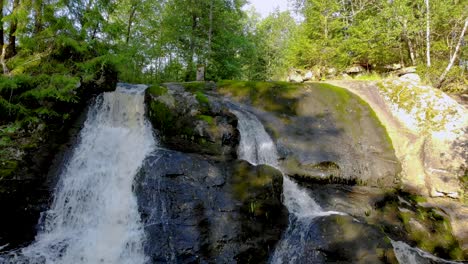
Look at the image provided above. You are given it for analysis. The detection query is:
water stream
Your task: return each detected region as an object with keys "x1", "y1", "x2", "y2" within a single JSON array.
[
  {"x1": 231, "y1": 105, "x2": 461, "y2": 264},
  {"x1": 1, "y1": 84, "x2": 155, "y2": 264},
  {"x1": 230, "y1": 107, "x2": 344, "y2": 264}
]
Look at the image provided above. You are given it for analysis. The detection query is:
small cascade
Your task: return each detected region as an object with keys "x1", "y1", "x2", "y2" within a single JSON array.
[
  {"x1": 230, "y1": 106, "x2": 343, "y2": 264},
  {"x1": 1, "y1": 84, "x2": 156, "y2": 264}
]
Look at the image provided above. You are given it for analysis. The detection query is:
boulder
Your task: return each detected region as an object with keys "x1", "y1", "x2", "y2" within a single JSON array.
[
  {"x1": 346, "y1": 65, "x2": 365, "y2": 74},
  {"x1": 135, "y1": 149, "x2": 288, "y2": 263},
  {"x1": 145, "y1": 83, "x2": 239, "y2": 159},
  {"x1": 325, "y1": 67, "x2": 338, "y2": 78},
  {"x1": 287, "y1": 69, "x2": 304, "y2": 83},
  {"x1": 273, "y1": 213, "x2": 397, "y2": 263},
  {"x1": 384, "y1": 64, "x2": 403, "y2": 71},
  {"x1": 219, "y1": 82, "x2": 401, "y2": 187},
  {"x1": 399, "y1": 73, "x2": 421, "y2": 84},
  {"x1": 303, "y1": 70, "x2": 314, "y2": 81}
]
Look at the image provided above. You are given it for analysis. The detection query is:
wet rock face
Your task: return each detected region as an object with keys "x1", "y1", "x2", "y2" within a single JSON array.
[
  {"x1": 135, "y1": 149, "x2": 288, "y2": 263},
  {"x1": 312, "y1": 215, "x2": 397, "y2": 263},
  {"x1": 145, "y1": 83, "x2": 239, "y2": 159},
  {"x1": 219, "y1": 82, "x2": 401, "y2": 187}
]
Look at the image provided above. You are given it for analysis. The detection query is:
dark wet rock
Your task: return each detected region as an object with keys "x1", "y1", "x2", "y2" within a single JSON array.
[
  {"x1": 301, "y1": 182, "x2": 466, "y2": 260},
  {"x1": 145, "y1": 83, "x2": 239, "y2": 159},
  {"x1": 313, "y1": 215, "x2": 398, "y2": 263},
  {"x1": 136, "y1": 149, "x2": 287, "y2": 263}
]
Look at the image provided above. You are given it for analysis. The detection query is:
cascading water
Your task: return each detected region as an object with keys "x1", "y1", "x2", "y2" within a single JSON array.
[
  {"x1": 232, "y1": 105, "x2": 462, "y2": 264},
  {"x1": 230, "y1": 107, "x2": 343, "y2": 264},
  {"x1": 1, "y1": 84, "x2": 155, "y2": 264}
]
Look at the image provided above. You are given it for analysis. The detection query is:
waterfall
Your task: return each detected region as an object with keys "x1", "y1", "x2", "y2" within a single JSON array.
[
  {"x1": 230, "y1": 107, "x2": 343, "y2": 264},
  {"x1": 2, "y1": 84, "x2": 155, "y2": 264},
  {"x1": 231, "y1": 105, "x2": 462, "y2": 264}
]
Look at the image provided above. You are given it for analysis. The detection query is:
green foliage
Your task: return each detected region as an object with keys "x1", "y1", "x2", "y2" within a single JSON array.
[{"x1": 281, "y1": 0, "x2": 467, "y2": 90}]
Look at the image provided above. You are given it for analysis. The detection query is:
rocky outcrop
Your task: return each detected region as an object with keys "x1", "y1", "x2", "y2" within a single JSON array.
[
  {"x1": 328, "y1": 80, "x2": 467, "y2": 199},
  {"x1": 327, "y1": 79, "x2": 468, "y2": 256},
  {"x1": 135, "y1": 149, "x2": 288, "y2": 263},
  {"x1": 218, "y1": 81, "x2": 401, "y2": 188},
  {"x1": 145, "y1": 83, "x2": 238, "y2": 159}
]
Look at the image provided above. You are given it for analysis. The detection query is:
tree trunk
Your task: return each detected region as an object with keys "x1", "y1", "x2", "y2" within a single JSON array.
[
  {"x1": 403, "y1": 20, "x2": 416, "y2": 66},
  {"x1": 0, "y1": 0, "x2": 3, "y2": 48},
  {"x1": 33, "y1": 0, "x2": 43, "y2": 35},
  {"x1": 186, "y1": 12, "x2": 197, "y2": 81},
  {"x1": 205, "y1": 0, "x2": 213, "y2": 68},
  {"x1": 126, "y1": 4, "x2": 138, "y2": 44},
  {"x1": 5, "y1": 0, "x2": 20, "y2": 59},
  {"x1": 437, "y1": 18, "x2": 468, "y2": 88},
  {"x1": 425, "y1": 0, "x2": 431, "y2": 67}
]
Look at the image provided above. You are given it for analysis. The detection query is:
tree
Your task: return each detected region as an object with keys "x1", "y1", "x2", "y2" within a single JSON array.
[
  {"x1": 425, "y1": 0, "x2": 431, "y2": 67},
  {"x1": 437, "y1": 17, "x2": 468, "y2": 87}
]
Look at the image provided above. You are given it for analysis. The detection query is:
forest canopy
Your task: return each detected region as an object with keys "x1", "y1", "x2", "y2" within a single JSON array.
[{"x1": 0, "y1": 0, "x2": 466, "y2": 87}]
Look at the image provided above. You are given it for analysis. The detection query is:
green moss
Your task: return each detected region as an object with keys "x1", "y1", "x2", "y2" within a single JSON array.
[
  {"x1": 231, "y1": 162, "x2": 280, "y2": 218},
  {"x1": 377, "y1": 81, "x2": 454, "y2": 131},
  {"x1": 195, "y1": 91, "x2": 209, "y2": 105},
  {"x1": 218, "y1": 80, "x2": 300, "y2": 115},
  {"x1": 147, "y1": 85, "x2": 168, "y2": 96},
  {"x1": 148, "y1": 100, "x2": 174, "y2": 133},
  {"x1": 194, "y1": 91, "x2": 212, "y2": 114},
  {"x1": 181, "y1": 81, "x2": 207, "y2": 93},
  {"x1": 196, "y1": 114, "x2": 214, "y2": 125},
  {"x1": 373, "y1": 191, "x2": 465, "y2": 260},
  {"x1": 0, "y1": 160, "x2": 18, "y2": 179}
]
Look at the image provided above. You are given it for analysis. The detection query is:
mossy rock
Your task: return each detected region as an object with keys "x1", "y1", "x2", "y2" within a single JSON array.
[
  {"x1": 196, "y1": 114, "x2": 214, "y2": 125},
  {"x1": 147, "y1": 85, "x2": 168, "y2": 96},
  {"x1": 145, "y1": 83, "x2": 239, "y2": 158},
  {"x1": 398, "y1": 207, "x2": 463, "y2": 259},
  {"x1": 219, "y1": 81, "x2": 400, "y2": 188},
  {"x1": 373, "y1": 191, "x2": 465, "y2": 260},
  {"x1": 147, "y1": 100, "x2": 175, "y2": 134},
  {"x1": 229, "y1": 160, "x2": 287, "y2": 240},
  {"x1": 0, "y1": 160, "x2": 18, "y2": 179},
  {"x1": 181, "y1": 81, "x2": 215, "y2": 93}
]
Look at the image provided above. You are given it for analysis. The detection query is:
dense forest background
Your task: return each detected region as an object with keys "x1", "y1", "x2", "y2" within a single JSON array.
[{"x1": 0, "y1": 0, "x2": 466, "y2": 129}]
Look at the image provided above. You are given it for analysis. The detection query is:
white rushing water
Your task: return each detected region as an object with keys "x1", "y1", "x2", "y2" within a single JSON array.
[
  {"x1": 230, "y1": 108, "x2": 343, "y2": 264},
  {"x1": 2, "y1": 84, "x2": 155, "y2": 264}
]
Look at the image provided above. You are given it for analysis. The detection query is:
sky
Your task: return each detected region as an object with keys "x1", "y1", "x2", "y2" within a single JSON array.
[{"x1": 245, "y1": 0, "x2": 291, "y2": 18}]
